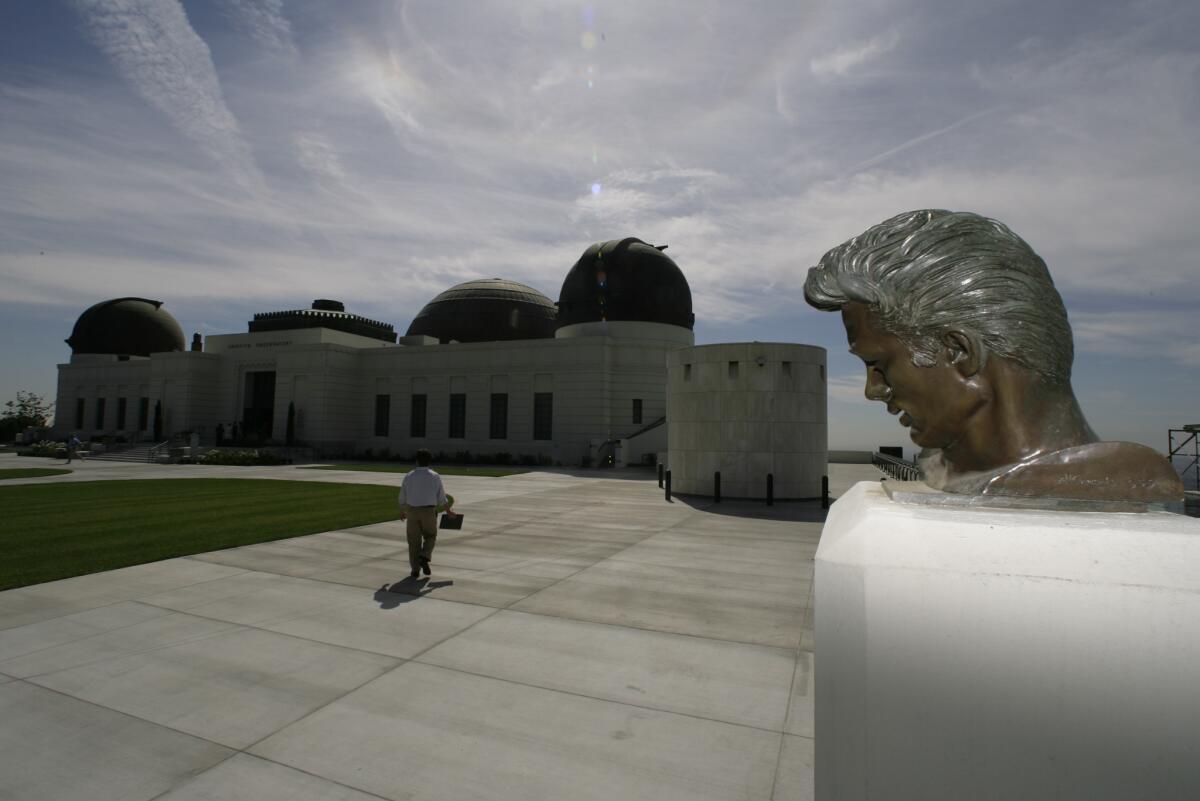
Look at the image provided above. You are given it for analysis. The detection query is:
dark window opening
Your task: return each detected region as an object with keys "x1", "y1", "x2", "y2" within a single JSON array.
[
  {"x1": 632, "y1": 398, "x2": 643, "y2": 424},
  {"x1": 75, "y1": 398, "x2": 85, "y2": 429},
  {"x1": 116, "y1": 397, "x2": 127, "y2": 430},
  {"x1": 728, "y1": 361, "x2": 739, "y2": 379},
  {"x1": 95, "y1": 398, "x2": 106, "y2": 430},
  {"x1": 490, "y1": 393, "x2": 508, "y2": 439},
  {"x1": 138, "y1": 397, "x2": 149, "y2": 431},
  {"x1": 683, "y1": 364, "x2": 691, "y2": 381},
  {"x1": 782, "y1": 361, "x2": 792, "y2": 376},
  {"x1": 448, "y1": 393, "x2": 466, "y2": 438},
  {"x1": 533, "y1": 392, "x2": 553, "y2": 440},
  {"x1": 410, "y1": 394, "x2": 427, "y2": 437},
  {"x1": 374, "y1": 394, "x2": 390, "y2": 436}
]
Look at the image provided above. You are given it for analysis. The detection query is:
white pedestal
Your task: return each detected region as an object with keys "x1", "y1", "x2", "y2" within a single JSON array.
[{"x1": 815, "y1": 482, "x2": 1200, "y2": 801}]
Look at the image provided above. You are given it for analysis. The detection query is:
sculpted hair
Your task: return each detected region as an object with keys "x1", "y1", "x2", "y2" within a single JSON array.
[{"x1": 804, "y1": 209, "x2": 1074, "y2": 384}]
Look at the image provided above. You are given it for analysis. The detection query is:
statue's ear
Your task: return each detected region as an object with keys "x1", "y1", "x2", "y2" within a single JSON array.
[{"x1": 942, "y1": 329, "x2": 983, "y2": 377}]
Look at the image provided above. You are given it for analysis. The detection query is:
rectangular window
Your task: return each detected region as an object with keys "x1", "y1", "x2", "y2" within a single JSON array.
[
  {"x1": 728, "y1": 361, "x2": 739, "y2": 379},
  {"x1": 632, "y1": 398, "x2": 643, "y2": 424},
  {"x1": 374, "y1": 394, "x2": 390, "y2": 436},
  {"x1": 95, "y1": 398, "x2": 106, "y2": 430},
  {"x1": 138, "y1": 397, "x2": 149, "y2": 431},
  {"x1": 75, "y1": 398, "x2": 85, "y2": 429},
  {"x1": 116, "y1": 397, "x2": 127, "y2": 430},
  {"x1": 533, "y1": 392, "x2": 553, "y2": 440},
  {"x1": 489, "y1": 393, "x2": 508, "y2": 439},
  {"x1": 683, "y1": 364, "x2": 691, "y2": 381},
  {"x1": 410, "y1": 394, "x2": 427, "y2": 437},
  {"x1": 448, "y1": 393, "x2": 466, "y2": 439},
  {"x1": 781, "y1": 361, "x2": 792, "y2": 376}
]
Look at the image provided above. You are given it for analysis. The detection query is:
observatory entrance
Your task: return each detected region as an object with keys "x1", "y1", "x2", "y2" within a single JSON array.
[{"x1": 243, "y1": 370, "x2": 276, "y2": 440}]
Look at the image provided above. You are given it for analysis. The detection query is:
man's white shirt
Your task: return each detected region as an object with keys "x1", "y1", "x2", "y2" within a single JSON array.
[{"x1": 398, "y1": 466, "x2": 447, "y2": 508}]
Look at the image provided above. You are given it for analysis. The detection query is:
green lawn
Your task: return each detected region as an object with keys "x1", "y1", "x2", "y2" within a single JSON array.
[
  {"x1": 304, "y1": 463, "x2": 529, "y2": 477},
  {"x1": 0, "y1": 478, "x2": 400, "y2": 591},
  {"x1": 0, "y1": 468, "x2": 71, "y2": 480}
]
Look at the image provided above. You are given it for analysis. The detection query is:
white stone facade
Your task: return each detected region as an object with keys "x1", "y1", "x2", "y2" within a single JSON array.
[
  {"x1": 55, "y1": 321, "x2": 695, "y2": 466},
  {"x1": 666, "y1": 342, "x2": 827, "y2": 499}
]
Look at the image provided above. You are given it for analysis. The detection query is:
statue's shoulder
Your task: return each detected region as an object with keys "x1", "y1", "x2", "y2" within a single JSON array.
[{"x1": 982, "y1": 441, "x2": 1183, "y2": 503}]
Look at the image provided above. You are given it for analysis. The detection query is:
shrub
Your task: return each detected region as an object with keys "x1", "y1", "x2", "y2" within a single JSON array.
[
  {"x1": 23, "y1": 441, "x2": 65, "y2": 457},
  {"x1": 199, "y1": 449, "x2": 288, "y2": 466},
  {"x1": 519, "y1": 454, "x2": 537, "y2": 466}
]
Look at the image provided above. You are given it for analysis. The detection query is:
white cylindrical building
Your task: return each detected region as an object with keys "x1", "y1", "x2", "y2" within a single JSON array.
[{"x1": 666, "y1": 342, "x2": 827, "y2": 499}]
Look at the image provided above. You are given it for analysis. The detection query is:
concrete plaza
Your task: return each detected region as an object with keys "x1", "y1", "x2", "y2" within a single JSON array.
[{"x1": 0, "y1": 455, "x2": 881, "y2": 801}]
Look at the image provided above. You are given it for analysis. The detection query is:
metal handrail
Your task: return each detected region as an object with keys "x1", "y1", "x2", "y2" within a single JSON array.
[
  {"x1": 147, "y1": 441, "x2": 169, "y2": 462},
  {"x1": 872, "y1": 452, "x2": 922, "y2": 482}
]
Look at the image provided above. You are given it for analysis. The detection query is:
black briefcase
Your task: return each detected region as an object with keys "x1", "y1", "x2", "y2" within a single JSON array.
[{"x1": 439, "y1": 513, "x2": 463, "y2": 530}]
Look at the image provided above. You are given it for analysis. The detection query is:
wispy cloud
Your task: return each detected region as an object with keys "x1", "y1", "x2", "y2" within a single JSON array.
[
  {"x1": 215, "y1": 0, "x2": 298, "y2": 58},
  {"x1": 1072, "y1": 311, "x2": 1200, "y2": 367},
  {"x1": 810, "y1": 30, "x2": 900, "y2": 76},
  {"x1": 293, "y1": 132, "x2": 345, "y2": 181},
  {"x1": 827, "y1": 375, "x2": 865, "y2": 403},
  {"x1": 68, "y1": 0, "x2": 264, "y2": 191},
  {"x1": 848, "y1": 108, "x2": 1001, "y2": 173}
]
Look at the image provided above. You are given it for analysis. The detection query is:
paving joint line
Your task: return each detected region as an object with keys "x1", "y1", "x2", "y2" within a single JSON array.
[{"x1": 407, "y1": 659, "x2": 792, "y2": 736}]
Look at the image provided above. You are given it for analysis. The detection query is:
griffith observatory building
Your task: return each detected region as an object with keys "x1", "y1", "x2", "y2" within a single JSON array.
[{"x1": 53, "y1": 237, "x2": 829, "y2": 498}]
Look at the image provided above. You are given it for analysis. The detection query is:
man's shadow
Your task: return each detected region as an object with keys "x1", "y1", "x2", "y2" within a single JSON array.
[{"x1": 373, "y1": 577, "x2": 454, "y2": 609}]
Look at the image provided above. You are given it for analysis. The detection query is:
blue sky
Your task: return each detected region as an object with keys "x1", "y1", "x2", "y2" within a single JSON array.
[{"x1": 1, "y1": 0, "x2": 1197, "y2": 457}]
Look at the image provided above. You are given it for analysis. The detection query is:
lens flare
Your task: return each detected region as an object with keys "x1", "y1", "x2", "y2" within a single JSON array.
[{"x1": 591, "y1": 182, "x2": 602, "y2": 195}]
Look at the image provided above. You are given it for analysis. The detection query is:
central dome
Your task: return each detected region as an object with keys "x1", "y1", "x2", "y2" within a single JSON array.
[
  {"x1": 66, "y1": 297, "x2": 186, "y2": 357},
  {"x1": 556, "y1": 238, "x2": 694, "y2": 330},
  {"x1": 406, "y1": 278, "x2": 557, "y2": 343}
]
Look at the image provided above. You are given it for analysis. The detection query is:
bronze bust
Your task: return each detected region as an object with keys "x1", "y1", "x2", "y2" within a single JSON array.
[{"x1": 804, "y1": 209, "x2": 1184, "y2": 505}]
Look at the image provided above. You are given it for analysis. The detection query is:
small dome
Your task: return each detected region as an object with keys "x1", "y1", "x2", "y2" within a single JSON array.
[
  {"x1": 556, "y1": 238, "x2": 694, "y2": 330},
  {"x1": 406, "y1": 279, "x2": 558, "y2": 343},
  {"x1": 66, "y1": 298, "x2": 186, "y2": 357}
]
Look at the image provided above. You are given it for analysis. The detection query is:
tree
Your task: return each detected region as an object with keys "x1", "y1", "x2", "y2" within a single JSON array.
[
  {"x1": 285, "y1": 402, "x2": 296, "y2": 446},
  {"x1": 1, "y1": 391, "x2": 53, "y2": 441}
]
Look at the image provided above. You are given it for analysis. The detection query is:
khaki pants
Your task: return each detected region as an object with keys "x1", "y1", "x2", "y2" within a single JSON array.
[{"x1": 405, "y1": 506, "x2": 438, "y2": 570}]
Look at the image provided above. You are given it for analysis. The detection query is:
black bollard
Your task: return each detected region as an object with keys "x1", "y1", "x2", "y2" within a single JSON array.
[
  {"x1": 821, "y1": 474, "x2": 830, "y2": 509},
  {"x1": 665, "y1": 470, "x2": 672, "y2": 501},
  {"x1": 766, "y1": 473, "x2": 774, "y2": 506},
  {"x1": 658, "y1": 462, "x2": 664, "y2": 488},
  {"x1": 714, "y1": 471, "x2": 721, "y2": 503}
]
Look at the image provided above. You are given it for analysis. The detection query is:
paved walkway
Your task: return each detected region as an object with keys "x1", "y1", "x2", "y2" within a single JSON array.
[{"x1": 0, "y1": 455, "x2": 881, "y2": 801}]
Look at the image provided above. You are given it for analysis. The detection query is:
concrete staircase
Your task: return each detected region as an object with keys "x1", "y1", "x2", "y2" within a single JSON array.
[{"x1": 87, "y1": 443, "x2": 167, "y2": 463}]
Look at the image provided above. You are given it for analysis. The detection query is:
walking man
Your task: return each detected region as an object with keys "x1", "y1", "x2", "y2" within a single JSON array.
[
  {"x1": 66, "y1": 433, "x2": 83, "y2": 464},
  {"x1": 398, "y1": 449, "x2": 456, "y2": 579}
]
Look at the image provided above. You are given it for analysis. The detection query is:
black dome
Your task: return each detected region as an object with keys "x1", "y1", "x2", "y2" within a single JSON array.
[
  {"x1": 66, "y1": 298, "x2": 186, "y2": 356},
  {"x1": 556, "y1": 238, "x2": 694, "y2": 330},
  {"x1": 406, "y1": 279, "x2": 558, "y2": 343}
]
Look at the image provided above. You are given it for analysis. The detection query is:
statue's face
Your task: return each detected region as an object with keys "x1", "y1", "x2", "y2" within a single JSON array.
[{"x1": 841, "y1": 302, "x2": 981, "y2": 451}]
